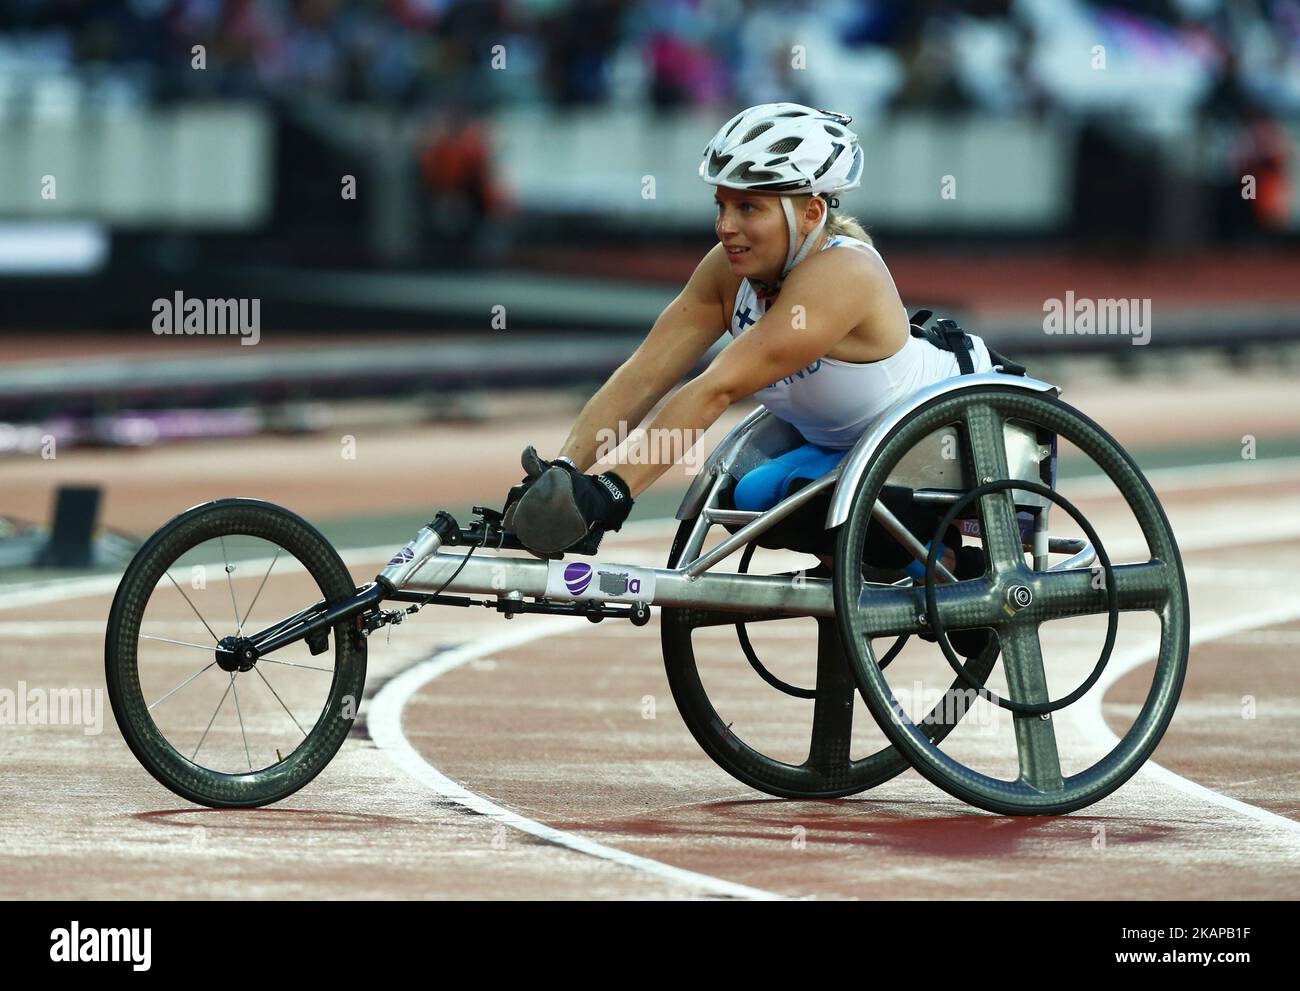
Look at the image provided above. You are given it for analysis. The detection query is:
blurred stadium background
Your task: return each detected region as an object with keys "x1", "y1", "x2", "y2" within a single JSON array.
[{"x1": 3, "y1": 0, "x2": 1300, "y2": 571}]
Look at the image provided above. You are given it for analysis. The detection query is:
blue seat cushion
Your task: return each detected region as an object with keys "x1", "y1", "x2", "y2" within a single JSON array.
[{"x1": 732, "y1": 442, "x2": 849, "y2": 512}]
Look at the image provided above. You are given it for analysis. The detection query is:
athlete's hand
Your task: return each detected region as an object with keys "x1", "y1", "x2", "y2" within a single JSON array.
[
  {"x1": 501, "y1": 446, "x2": 576, "y2": 531},
  {"x1": 510, "y1": 466, "x2": 634, "y2": 556}
]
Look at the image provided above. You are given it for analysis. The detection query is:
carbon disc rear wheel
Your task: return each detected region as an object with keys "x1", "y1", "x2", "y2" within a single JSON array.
[{"x1": 834, "y1": 386, "x2": 1189, "y2": 815}]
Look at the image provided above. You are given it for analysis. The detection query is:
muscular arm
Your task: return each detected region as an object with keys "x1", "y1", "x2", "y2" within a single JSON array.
[
  {"x1": 554, "y1": 244, "x2": 730, "y2": 473},
  {"x1": 614, "y1": 247, "x2": 881, "y2": 497}
]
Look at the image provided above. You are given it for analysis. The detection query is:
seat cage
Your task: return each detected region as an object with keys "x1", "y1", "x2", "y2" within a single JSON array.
[{"x1": 672, "y1": 371, "x2": 1081, "y2": 578}]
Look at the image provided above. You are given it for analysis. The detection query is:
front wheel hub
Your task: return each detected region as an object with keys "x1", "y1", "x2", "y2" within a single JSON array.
[{"x1": 216, "y1": 636, "x2": 259, "y2": 673}]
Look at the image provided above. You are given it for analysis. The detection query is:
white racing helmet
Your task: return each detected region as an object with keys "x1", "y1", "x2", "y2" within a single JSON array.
[{"x1": 699, "y1": 103, "x2": 864, "y2": 282}]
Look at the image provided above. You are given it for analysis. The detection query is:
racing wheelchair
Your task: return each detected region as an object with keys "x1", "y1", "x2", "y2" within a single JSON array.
[{"x1": 106, "y1": 359, "x2": 1189, "y2": 817}]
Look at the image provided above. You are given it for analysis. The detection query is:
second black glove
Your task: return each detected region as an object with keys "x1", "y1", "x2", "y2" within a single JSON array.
[{"x1": 511, "y1": 466, "x2": 634, "y2": 556}]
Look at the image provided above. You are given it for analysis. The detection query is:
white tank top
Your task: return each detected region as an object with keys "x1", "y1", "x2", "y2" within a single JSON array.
[{"x1": 727, "y1": 234, "x2": 994, "y2": 449}]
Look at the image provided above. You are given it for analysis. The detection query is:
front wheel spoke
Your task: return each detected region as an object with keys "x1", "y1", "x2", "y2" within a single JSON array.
[
  {"x1": 1001, "y1": 626, "x2": 1063, "y2": 792},
  {"x1": 165, "y1": 572, "x2": 220, "y2": 643},
  {"x1": 254, "y1": 666, "x2": 309, "y2": 738},
  {"x1": 962, "y1": 404, "x2": 1024, "y2": 571},
  {"x1": 240, "y1": 548, "x2": 281, "y2": 631},
  {"x1": 259, "y1": 656, "x2": 335, "y2": 674},
  {"x1": 230, "y1": 673, "x2": 253, "y2": 771},
  {"x1": 806, "y1": 618, "x2": 855, "y2": 774},
  {"x1": 140, "y1": 633, "x2": 219, "y2": 652},
  {"x1": 1033, "y1": 561, "x2": 1169, "y2": 618},
  {"x1": 147, "y1": 660, "x2": 218, "y2": 711},
  {"x1": 192, "y1": 675, "x2": 235, "y2": 761},
  {"x1": 220, "y1": 536, "x2": 243, "y2": 635}
]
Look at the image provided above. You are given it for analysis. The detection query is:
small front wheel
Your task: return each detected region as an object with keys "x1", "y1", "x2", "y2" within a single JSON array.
[{"x1": 106, "y1": 499, "x2": 367, "y2": 808}]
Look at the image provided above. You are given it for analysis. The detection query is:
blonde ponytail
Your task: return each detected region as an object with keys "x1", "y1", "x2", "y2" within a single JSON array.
[
  {"x1": 793, "y1": 193, "x2": 872, "y2": 245},
  {"x1": 827, "y1": 211, "x2": 871, "y2": 245}
]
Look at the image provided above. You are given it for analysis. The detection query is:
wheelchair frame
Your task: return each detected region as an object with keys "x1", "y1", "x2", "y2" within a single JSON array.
[
  {"x1": 106, "y1": 368, "x2": 1188, "y2": 815},
  {"x1": 372, "y1": 371, "x2": 1086, "y2": 624}
]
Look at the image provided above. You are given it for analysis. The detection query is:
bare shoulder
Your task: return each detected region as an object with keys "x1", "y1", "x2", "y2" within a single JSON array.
[
  {"x1": 776, "y1": 239, "x2": 907, "y2": 361},
  {"x1": 817, "y1": 238, "x2": 892, "y2": 283}
]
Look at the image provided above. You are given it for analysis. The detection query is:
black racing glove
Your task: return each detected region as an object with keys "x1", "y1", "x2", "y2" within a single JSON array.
[
  {"x1": 574, "y1": 471, "x2": 635, "y2": 532},
  {"x1": 511, "y1": 466, "x2": 634, "y2": 556},
  {"x1": 501, "y1": 446, "x2": 577, "y2": 531}
]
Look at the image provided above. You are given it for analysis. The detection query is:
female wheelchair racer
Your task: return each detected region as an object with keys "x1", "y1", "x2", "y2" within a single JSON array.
[{"x1": 106, "y1": 103, "x2": 1188, "y2": 816}]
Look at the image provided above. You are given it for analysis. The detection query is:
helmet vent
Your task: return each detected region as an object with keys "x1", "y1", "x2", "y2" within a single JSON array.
[
  {"x1": 765, "y1": 155, "x2": 790, "y2": 166},
  {"x1": 742, "y1": 121, "x2": 774, "y2": 143},
  {"x1": 844, "y1": 147, "x2": 863, "y2": 184},
  {"x1": 707, "y1": 151, "x2": 733, "y2": 178},
  {"x1": 823, "y1": 125, "x2": 843, "y2": 136},
  {"x1": 767, "y1": 136, "x2": 801, "y2": 154},
  {"x1": 729, "y1": 162, "x2": 781, "y2": 182}
]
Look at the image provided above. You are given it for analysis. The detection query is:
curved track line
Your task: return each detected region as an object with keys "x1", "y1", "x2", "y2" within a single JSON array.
[
  {"x1": 367, "y1": 620, "x2": 783, "y2": 901},
  {"x1": 17, "y1": 471, "x2": 1294, "y2": 839},
  {"x1": 1072, "y1": 600, "x2": 1300, "y2": 838}
]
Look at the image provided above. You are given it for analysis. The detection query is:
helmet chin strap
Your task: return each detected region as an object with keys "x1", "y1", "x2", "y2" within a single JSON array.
[{"x1": 755, "y1": 196, "x2": 828, "y2": 301}]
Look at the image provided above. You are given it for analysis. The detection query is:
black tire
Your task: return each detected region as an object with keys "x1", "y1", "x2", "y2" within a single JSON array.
[
  {"x1": 106, "y1": 499, "x2": 367, "y2": 808},
  {"x1": 834, "y1": 386, "x2": 1190, "y2": 815},
  {"x1": 661, "y1": 518, "x2": 1001, "y2": 799}
]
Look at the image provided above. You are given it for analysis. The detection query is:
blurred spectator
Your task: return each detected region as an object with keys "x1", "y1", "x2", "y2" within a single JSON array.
[
  {"x1": 1226, "y1": 102, "x2": 1293, "y2": 236},
  {"x1": 539, "y1": 0, "x2": 627, "y2": 105},
  {"x1": 418, "y1": 104, "x2": 508, "y2": 262},
  {"x1": 0, "y1": 0, "x2": 1296, "y2": 259},
  {"x1": 1, "y1": 0, "x2": 1299, "y2": 118}
]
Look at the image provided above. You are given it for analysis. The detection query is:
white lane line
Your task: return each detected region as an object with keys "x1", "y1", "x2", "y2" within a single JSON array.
[
  {"x1": 1061, "y1": 455, "x2": 1300, "y2": 499},
  {"x1": 367, "y1": 621, "x2": 783, "y2": 901},
  {"x1": 1091, "y1": 516, "x2": 1300, "y2": 560},
  {"x1": 1071, "y1": 600, "x2": 1300, "y2": 839},
  {"x1": 0, "y1": 620, "x2": 132, "y2": 636}
]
